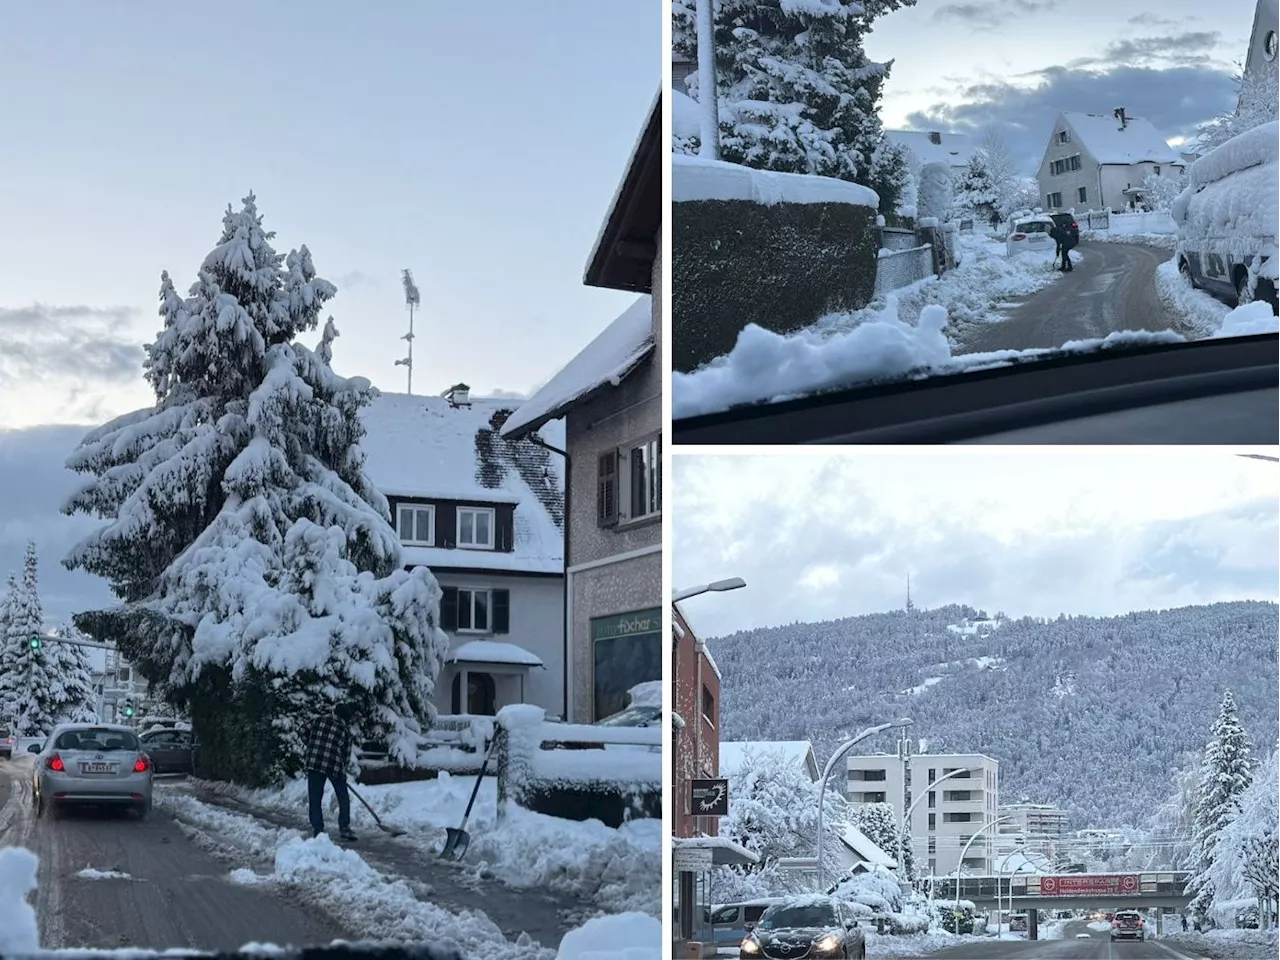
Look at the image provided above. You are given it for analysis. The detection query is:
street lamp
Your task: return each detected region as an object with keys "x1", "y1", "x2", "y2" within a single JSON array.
[
  {"x1": 897, "y1": 766, "x2": 977, "y2": 881},
  {"x1": 816, "y1": 717, "x2": 913, "y2": 890},
  {"x1": 671, "y1": 578, "x2": 746, "y2": 603},
  {"x1": 954, "y1": 816, "x2": 1015, "y2": 918}
]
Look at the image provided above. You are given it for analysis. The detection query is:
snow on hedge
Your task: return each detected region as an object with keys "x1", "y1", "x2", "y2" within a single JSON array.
[
  {"x1": 556, "y1": 913, "x2": 660, "y2": 960},
  {"x1": 674, "y1": 154, "x2": 879, "y2": 208}
]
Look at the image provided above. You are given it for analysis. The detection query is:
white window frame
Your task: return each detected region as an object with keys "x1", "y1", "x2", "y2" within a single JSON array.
[
  {"x1": 455, "y1": 587, "x2": 493, "y2": 634},
  {"x1": 456, "y1": 506, "x2": 495, "y2": 549},
  {"x1": 396, "y1": 504, "x2": 436, "y2": 546},
  {"x1": 618, "y1": 434, "x2": 661, "y2": 523}
]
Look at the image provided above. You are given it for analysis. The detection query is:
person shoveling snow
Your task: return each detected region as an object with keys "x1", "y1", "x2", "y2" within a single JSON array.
[{"x1": 304, "y1": 700, "x2": 358, "y2": 842}]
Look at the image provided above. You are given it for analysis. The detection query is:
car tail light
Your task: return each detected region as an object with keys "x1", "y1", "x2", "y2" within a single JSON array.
[
  {"x1": 48, "y1": 755, "x2": 64, "y2": 772},
  {"x1": 1012, "y1": 233, "x2": 1026, "y2": 240},
  {"x1": 134, "y1": 756, "x2": 149, "y2": 773}
]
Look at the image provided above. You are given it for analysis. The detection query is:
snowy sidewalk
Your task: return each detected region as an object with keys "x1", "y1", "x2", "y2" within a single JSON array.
[{"x1": 168, "y1": 779, "x2": 587, "y2": 948}]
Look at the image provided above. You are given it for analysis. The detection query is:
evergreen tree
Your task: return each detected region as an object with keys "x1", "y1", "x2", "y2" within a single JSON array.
[
  {"x1": 916, "y1": 162, "x2": 953, "y2": 222},
  {"x1": 0, "y1": 575, "x2": 17, "y2": 723},
  {"x1": 868, "y1": 140, "x2": 913, "y2": 219},
  {"x1": 954, "y1": 153, "x2": 998, "y2": 218},
  {"x1": 672, "y1": 0, "x2": 917, "y2": 208},
  {"x1": 50, "y1": 621, "x2": 98, "y2": 723},
  {"x1": 1188, "y1": 690, "x2": 1255, "y2": 921},
  {"x1": 62, "y1": 195, "x2": 449, "y2": 787},
  {"x1": 2, "y1": 543, "x2": 60, "y2": 736}
]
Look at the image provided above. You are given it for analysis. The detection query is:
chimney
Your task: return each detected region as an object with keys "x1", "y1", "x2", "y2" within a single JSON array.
[
  {"x1": 443, "y1": 383, "x2": 471, "y2": 408},
  {"x1": 1113, "y1": 107, "x2": 1128, "y2": 129},
  {"x1": 929, "y1": 131, "x2": 942, "y2": 145}
]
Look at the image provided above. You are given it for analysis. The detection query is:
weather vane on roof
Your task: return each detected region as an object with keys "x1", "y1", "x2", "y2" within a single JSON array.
[{"x1": 395, "y1": 269, "x2": 421, "y2": 394}]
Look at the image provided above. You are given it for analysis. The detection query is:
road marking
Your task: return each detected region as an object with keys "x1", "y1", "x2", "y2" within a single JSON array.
[{"x1": 1150, "y1": 940, "x2": 1204, "y2": 960}]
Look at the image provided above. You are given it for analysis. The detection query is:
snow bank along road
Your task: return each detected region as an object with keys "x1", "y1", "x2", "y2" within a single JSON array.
[
  {"x1": 0, "y1": 758, "x2": 345, "y2": 950},
  {"x1": 960, "y1": 240, "x2": 1182, "y2": 354},
  {"x1": 877, "y1": 921, "x2": 1204, "y2": 959}
]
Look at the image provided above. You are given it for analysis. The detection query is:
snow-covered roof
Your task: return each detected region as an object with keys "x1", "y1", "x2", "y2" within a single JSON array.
[
  {"x1": 839, "y1": 824, "x2": 897, "y2": 868},
  {"x1": 672, "y1": 835, "x2": 760, "y2": 866},
  {"x1": 359, "y1": 392, "x2": 564, "y2": 574},
  {"x1": 448, "y1": 640, "x2": 543, "y2": 668},
  {"x1": 500, "y1": 296, "x2": 654, "y2": 439},
  {"x1": 719, "y1": 740, "x2": 820, "y2": 780},
  {"x1": 674, "y1": 153, "x2": 880, "y2": 208},
  {"x1": 672, "y1": 601, "x2": 723, "y2": 680},
  {"x1": 885, "y1": 129, "x2": 975, "y2": 169},
  {"x1": 1061, "y1": 112, "x2": 1181, "y2": 165}
]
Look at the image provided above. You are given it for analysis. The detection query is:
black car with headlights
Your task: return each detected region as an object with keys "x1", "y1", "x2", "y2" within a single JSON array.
[{"x1": 739, "y1": 896, "x2": 866, "y2": 959}]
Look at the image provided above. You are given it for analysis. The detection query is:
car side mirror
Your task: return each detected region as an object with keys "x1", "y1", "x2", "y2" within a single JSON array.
[{"x1": 27, "y1": 743, "x2": 41, "y2": 754}]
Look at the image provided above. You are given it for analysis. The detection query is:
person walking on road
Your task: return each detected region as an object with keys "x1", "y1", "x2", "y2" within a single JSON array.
[
  {"x1": 304, "y1": 700, "x2": 358, "y2": 841},
  {"x1": 1181, "y1": 915, "x2": 1188, "y2": 932}
]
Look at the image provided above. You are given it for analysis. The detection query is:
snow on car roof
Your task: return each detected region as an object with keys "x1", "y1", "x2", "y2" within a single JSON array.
[
  {"x1": 1062, "y1": 112, "x2": 1181, "y2": 165},
  {"x1": 500, "y1": 296, "x2": 654, "y2": 438},
  {"x1": 1187, "y1": 120, "x2": 1279, "y2": 189}
]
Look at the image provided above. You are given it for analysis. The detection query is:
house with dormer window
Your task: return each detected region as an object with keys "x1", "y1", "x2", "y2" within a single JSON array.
[{"x1": 358, "y1": 384, "x2": 566, "y2": 719}]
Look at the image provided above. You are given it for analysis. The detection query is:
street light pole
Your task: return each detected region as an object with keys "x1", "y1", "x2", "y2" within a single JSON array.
[
  {"x1": 671, "y1": 578, "x2": 746, "y2": 603},
  {"x1": 694, "y1": 0, "x2": 720, "y2": 160},
  {"x1": 897, "y1": 766, "x2": 977, "y2": 881},
  {"x1": 816, "y1": 718, "x2": 913, "y2": 891},
  {"x1": 954, "y1": 817, "x2": 1014, "y2": 919}
]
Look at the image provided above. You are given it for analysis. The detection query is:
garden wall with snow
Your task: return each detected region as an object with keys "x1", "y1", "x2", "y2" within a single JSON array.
[
  {"x1": 673, "y1": 154, "x2": 880, "y2": 373},
  {"x1": 494, "y1": 705, "x2": 660, "y2": 828}
]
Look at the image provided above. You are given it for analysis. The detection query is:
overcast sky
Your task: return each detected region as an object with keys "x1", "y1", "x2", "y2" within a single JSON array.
[
  {"x1": 674, "y1": 452, "x2": 1280, "y2": 639},
  {"x1": 863, "y1": 0, "x2": 1254, "y2": 174},
  {"x1": 0, "y1": 1, "x2": 656, "y2": 430}
]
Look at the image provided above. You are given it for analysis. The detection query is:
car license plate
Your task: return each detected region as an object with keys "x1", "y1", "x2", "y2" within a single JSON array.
[{"x1": 81, "y1": 762, "x2": 117, "y2": 774}]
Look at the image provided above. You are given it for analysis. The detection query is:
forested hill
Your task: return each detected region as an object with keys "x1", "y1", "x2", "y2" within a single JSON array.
[{"x1": 710, "y1": 601, "x2": 1279, "y2": 829}]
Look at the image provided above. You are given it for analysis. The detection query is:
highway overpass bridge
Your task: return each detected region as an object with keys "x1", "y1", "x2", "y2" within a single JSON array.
[{"x1": 927, "y1": 872, "x2": 1193, "y2": 913}]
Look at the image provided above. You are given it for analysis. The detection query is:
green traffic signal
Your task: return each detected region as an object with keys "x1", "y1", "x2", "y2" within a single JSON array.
[
  {"x1": 29, "y1": 636, "x2": 41, "y2": 650},
  {"x1": 123, "y1": 703, "x2": 134, "y2": 718}
]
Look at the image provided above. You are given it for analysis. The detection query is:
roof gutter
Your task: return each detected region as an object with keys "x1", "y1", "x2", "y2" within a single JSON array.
[{"x1": 526, "y1": 433, "x2": 570, "y2": 722}]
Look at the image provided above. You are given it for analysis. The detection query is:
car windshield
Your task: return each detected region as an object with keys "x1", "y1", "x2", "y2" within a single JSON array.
[
  {"x1": 55, "y1": 729, "x2": 140, "y2": 752},
  {"x1": 670, "y1": 4, "x2": 1279, "y2": 423},
  {"x1": 759, "y1": 903, "x2": 836, "y2": 930},
  {"x1": 596, "y1": 705, "x2": 662, "y2": 727}
]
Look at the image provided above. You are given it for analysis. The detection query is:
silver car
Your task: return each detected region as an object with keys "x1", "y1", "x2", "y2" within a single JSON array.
[{"x1": 30, "y1": 723, "x2": 154, "y2": 819}]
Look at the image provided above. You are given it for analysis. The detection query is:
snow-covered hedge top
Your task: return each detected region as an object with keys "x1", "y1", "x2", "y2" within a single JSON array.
[
  {"x1": 673, "y1": 89, "x2": 700, "y2": 140},
  {"x1": 673, "y1": 154, "x2": 879, "y2": 209},
  {"x1": 1188, "y1": 120, "x2": 1278, "y2": 190}
]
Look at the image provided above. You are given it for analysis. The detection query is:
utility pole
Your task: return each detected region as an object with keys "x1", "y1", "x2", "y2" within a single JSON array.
[{"x1": 695, "y1": 0, "x2": 720, "y2": 160}]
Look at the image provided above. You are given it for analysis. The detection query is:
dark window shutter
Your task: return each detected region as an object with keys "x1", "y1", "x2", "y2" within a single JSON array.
[
  {"x1": 597, "y1": 451, "x2": 618, "y2": 526},
  {"x1": 493, "y1": 590, "x2": 510, "y2": 634},
  {"x1": 440, "y1": 588, "x2": 459, "y2": 632}
]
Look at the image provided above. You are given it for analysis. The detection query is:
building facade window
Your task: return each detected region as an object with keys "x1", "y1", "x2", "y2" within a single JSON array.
[
  {"x1": 591, "y1": 608, "x2": 661, "y2": 721},
  {"x1": 456, "y1": 507, "x2": 495, "y2": 549},
  {"x1": 396, "y1": 504, "x2": 435, "y2": 546},
  {"x1": 928, "y1": 792, "x2": 936, "y2": 808},
  {"x1": 928, "y1": 813, "x2": 936, "y2": 830},
  {"x1": 1058, "y1": 130, "x2": 1070, "y2": 143},
  {"x1": 1077, "y1": 186, "x2": 1087, "y2": 204},
  {"x1": 597, "y1": 436, "x2": 662, "y2": 527},
  {"x1": 701, "y1": 684, "x2": 715, "y2": 725},
  {"x1": 1047, "y1": 192, "x2": 1063, "y2": 208},
  {"x1": 440, "y1": 587, "x2": 510, "y2": 634}
]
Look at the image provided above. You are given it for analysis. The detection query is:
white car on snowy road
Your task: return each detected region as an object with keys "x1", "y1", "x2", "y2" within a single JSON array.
[{"x1": 1006, "y1": 215, "x2": 1056, "y2": 258}]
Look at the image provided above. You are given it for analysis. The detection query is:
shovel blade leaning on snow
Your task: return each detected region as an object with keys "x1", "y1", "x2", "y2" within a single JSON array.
[{"x1": 439, "y1": 826, "x2": 470, "y2": 861}]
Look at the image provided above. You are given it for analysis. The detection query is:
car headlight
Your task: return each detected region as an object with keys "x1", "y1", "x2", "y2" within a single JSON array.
[
  {"x1": 815, "y1": 934, "x2": 841, "y2": 954},
  {"x1": 740, "y1": 937, "x2": 761, "y2": 955}
]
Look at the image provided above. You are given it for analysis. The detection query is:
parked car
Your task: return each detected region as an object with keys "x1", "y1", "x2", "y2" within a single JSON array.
[
  {"x1": 1006, "y1": 215, "x2": 1056, "y2": 257},
  {"x1": 739, "y1": 895, "x2": 866, "y2": 959},
  {"x1": 1110, "y1": 909, "x2": 1146, "y2": 942},
  {"x1": 710, "y1": 899, "x2": 786, "y2": 949},
  {"x1": 139, "y1": 726, "x2": 196, "y2": 774},
  {"x1": 1174, "y1": 119, "x2": 1279, "y2": 313},
  {"x1": 0, "y1": 726, "x2": 13, "y2": 760},
  {"x1": 30, "y1": 723, "x2": 154, "y2": 819}
]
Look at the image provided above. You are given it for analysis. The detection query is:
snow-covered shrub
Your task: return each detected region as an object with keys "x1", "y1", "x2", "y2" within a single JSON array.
[
  {"x1": 917, "y1": 162, "x2": 954, "y2": 222},
  {"x1": 61, "y1": 195, "x2": 449, "y2": 786},
  {"x1": 1140, "y1": 172, "x2": 1187, "y2": 211},
  {"x1": 495, "y1": 704, "x2": 544, "y2": 810}
]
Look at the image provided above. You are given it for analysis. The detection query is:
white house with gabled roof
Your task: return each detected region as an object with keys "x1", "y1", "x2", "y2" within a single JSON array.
[
  {"x1": 884, "y1": 129, "x2": 975, "y2": 175},
  {"x1": 358, "y1": 387, "x2": 565, "y2": 720},
  {"x1": 1037, "y1": 110, "x2": 1186, "y2": 213}
]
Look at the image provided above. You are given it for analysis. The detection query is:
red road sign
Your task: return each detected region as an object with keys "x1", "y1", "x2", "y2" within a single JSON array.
[{"x1": 1038, "y1": 875, "x2": 1141, "y2": 897}]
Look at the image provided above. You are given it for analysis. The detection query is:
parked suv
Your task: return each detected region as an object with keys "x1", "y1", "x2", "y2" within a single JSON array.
[
  {"x1": 1048, "y1": 212, "x2": 1080, "y2": 244},
  {"x1": 1111, "y1": 910, "x2": 1146, "y2": 942}
]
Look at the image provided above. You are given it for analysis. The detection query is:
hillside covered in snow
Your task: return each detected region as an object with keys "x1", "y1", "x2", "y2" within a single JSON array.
[{"x1": 711, "y1": 601, "x2": 1278, "y2": 829}]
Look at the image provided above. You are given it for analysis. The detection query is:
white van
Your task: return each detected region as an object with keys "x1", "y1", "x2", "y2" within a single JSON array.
[{"x1": 1173, "y1": 120, "x2": 1279, "y2": 313}]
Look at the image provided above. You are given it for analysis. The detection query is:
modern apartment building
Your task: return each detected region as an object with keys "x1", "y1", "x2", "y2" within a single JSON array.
[
  {"x1": 846, "y1": 751, "x2": 1000, "y2": 877},
  {"x1": 1001, "y1": 802, "x2": 1070, "y2": 839}
]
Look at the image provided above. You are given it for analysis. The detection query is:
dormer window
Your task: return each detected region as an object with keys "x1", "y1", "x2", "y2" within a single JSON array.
[
  {"x1": 397, "y1": 504, "x2": 435, "y2": 546},
  {"x1": 457, "y1": 506, "x2": 495, "y2": 549},
  {"x1": 1058, "y1": 130, "x2": 1070, "y2": 144}
]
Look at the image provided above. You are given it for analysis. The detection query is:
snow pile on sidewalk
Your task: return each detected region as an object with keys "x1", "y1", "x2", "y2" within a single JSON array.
[
  {"x1": 862, "y1": 929, "x2": 965, "y2": 957},
  {"x1": 216, "y1": 772, "x2": 661, "y2": 916},
  {"x1": 0, "y1": 846, "x2": 40, "y2": 954},
  {"x1": 1155, "y1": 259, "x2": 1280, "y2": 338},
  {"x1": 1162, "y1": 928, "x2": 1280, "y2": 959},
  {"x1": 555, "y1": 913, "x2": 660, "y2": 960}
]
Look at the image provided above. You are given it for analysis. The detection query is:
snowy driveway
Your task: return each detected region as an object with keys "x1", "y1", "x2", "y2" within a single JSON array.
[
  {"x1": 0, "y1": 758, "x2": 345, "y2": 951},
  {"x1": 960, "y1": 241, "x2": 1182, "y2": 354}
]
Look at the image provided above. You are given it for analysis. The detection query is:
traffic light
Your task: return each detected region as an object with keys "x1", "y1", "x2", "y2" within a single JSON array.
[
  {"x1": 122, "y1": 700, "x2": 135, "y2": 719},
  {"x1": 28, "y1": 635, "x2": 41, "y2": 651}
]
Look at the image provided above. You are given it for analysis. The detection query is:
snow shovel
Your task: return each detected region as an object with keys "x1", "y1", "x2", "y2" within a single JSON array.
[
  {"x1": 347, "y1": 783, "x2": 406, "y2": 838},
  {"x1": 439, "y1": 738, "x2": 497, "y2": 861}
]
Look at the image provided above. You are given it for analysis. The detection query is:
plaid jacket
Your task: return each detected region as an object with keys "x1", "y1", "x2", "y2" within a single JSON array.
[{"x1": 304, "y1": 712, "x2": 351, "y2": 778}]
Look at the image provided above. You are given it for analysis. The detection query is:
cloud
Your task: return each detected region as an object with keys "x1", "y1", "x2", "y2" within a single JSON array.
[
  {"x1": 933, "y1": 0, "x2": 1050, "y2": 27},
  {"x1": 334, "y1": 270, "x2": 376, "y2": 290},
  {"x1": 1129, "y1": 13, "x2": 1179, "y2": 27},
  {"x1": 1069, "y1": 32, "x2": 1224, "y2": 70},
  {"x1": 0, "y1": 303, "x2": 145, "y2": 389},
  {"x1": 902, "y1": 63, "x2": 1238, "y2": 175},
  {"x1": 0, "y1": 424, "x2": 116, "y2": 626}
]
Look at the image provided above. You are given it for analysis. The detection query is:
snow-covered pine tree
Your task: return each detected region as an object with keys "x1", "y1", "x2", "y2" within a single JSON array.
[
  {"x1": 869, "y1": 140, "x2": 913, "y2": 219},
  {"x1": 62, "y1": 195, "x2": 449, "y2": 787},
  {"x1": 977, "y1": 127, "x2": 1021, "y2": 216},
  {"x1": 50, "y1": 621, "x2": 98, "y2": 723},
  {"x1": 671, "y1": 0, "x2": 917, "y2": 209},
  {"x1": 850, "y1": 802, "x2": 900, "y2": 863},
  {"x1": 1188, "y1": 690, "x2": 1255, "y2": 922},
  {"x1": 1208, "y1": 748, "x2": 1278, "y2": 926},
  {"x1": 1140, "y1": 172, "x2": 1187, "y2": 212},
  {"x1": 0, "y1": 574, "x2": 17, "y2": 724},
  {"x1": 954, "y1": 153, "x2": 997, "y2": 219},
  {"x1": 3, "y1": 543, "x2": 60, "y2": 736},
  {"x1": 916, "y1": 162, "x2": 953, "y2": 223}
]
